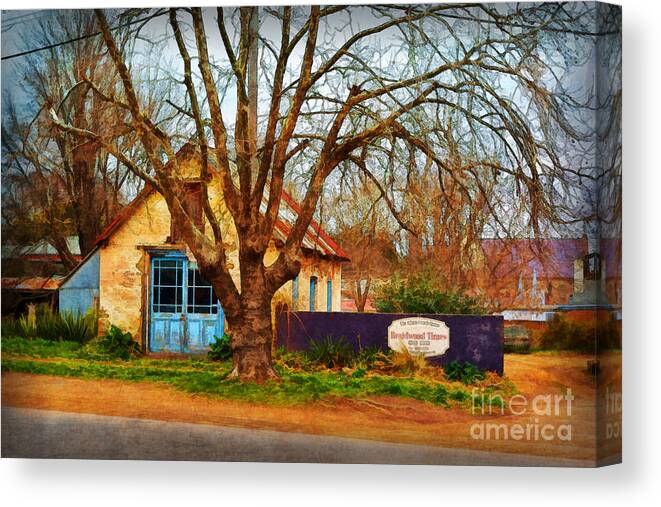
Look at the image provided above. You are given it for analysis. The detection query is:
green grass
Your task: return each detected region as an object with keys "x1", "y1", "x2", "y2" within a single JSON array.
[
  {"x1": 2, "y1": 336, "x2": 85, "y2": 358},
  {"x1": 1, "y1": 336, "x2": 514, "y2": 408}
]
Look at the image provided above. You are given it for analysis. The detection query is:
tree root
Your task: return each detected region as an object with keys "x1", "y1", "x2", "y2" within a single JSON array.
[{"x1": 227, "y1": 365, "x2": 280, "y2": 384}]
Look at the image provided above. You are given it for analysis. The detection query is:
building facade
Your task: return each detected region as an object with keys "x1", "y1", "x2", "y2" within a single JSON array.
[{"x1": 59, "y1": 145, "x2": 348, "y2": 353}]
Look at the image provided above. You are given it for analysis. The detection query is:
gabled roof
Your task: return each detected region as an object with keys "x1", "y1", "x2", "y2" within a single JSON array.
[
  {"x1": 274, "y1": 191, "x2": 348, "y2": 259},
  {"x1": 94, "y1": 184, "x2": 154, "y2": 248},
  {"x1": 92, "y1": 146, "x2": 348, "y2": 260},
  {"x1": 480, "y1": 237, "x2": 622, "y2": 280}
]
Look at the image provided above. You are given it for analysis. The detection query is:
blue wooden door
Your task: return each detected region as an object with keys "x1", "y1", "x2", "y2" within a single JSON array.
[
  {"x1": 150, "y1": 256, "x2": 186, "y2": 352},
  {"x1": 150, "y1": 254, "x2": 223, "y2": 353}
]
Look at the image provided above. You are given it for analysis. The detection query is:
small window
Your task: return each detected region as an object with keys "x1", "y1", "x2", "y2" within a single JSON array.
[
  {"x1": 292, "y1": 276, "x2": 299, "y2": 310},
  {"x1": 171, "y1": 182, "x2": 204, "y2": 243},
  {"x1": 327, "y1": 279, "x2": 332, "y2": 312},
  {"x1": 584, "y1": 253, "x2": 601, "y2": 280},
  {"x1": 309, "y1": 276, "x2": 317, "y2": 312}
]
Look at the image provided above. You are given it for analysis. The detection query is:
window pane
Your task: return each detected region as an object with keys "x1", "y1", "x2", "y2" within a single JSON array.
[
  {"x1": 152, "y1": 258, "x2": 185, "y2": 314},
  {"x1": 195, "y1": 287, "x2": 212, "y2": 306},
  {"x1": 191, "y1": 305, "x2": 216, "y2": 314},
  {"x1": 196, "y1": 275, "x2": 212, "y2": 287},
  {"x1": 159, "y1": 287, "x2": 176, "y2": 305},
  {"x1": 186, "y1": 269, "x2": 218, "y2": 314},
  {"x1": 159, "y1": 267, "x2": 178, "y2": 286}
]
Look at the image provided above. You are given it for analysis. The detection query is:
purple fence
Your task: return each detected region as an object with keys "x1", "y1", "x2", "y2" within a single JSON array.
[{"x1": 276, "y1": 311, "x2": 504, "y2": 374}]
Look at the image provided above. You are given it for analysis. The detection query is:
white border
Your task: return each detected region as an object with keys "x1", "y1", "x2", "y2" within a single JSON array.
[{"x1": 3, "y1": 0, "x2": 661, "y2": 506}]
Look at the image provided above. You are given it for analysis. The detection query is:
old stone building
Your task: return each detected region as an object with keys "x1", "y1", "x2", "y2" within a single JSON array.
[
  {"x1": 340, "y1": 236, "x2": 622, "y2": 317},
  {"x1": 58, "y1": 145, "x2": 348, "y2": 353}
]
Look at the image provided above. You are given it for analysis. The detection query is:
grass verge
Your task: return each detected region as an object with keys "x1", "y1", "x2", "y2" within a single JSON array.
[{"x1": 2, "y1": 336, "x2": 515, "y2": 408}]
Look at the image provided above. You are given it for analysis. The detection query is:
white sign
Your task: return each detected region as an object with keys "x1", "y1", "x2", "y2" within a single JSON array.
[{"x1": 387, "y1": 317, "x2": 450, "y2": 357}]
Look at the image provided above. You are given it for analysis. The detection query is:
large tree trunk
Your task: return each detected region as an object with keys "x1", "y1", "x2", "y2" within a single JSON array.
[
  {"x1": 76, "y1": 212, "x2": 101, "y2": 257},
  {"x1": 227, "y1": 303, "x2": 278, "y2": 383}
]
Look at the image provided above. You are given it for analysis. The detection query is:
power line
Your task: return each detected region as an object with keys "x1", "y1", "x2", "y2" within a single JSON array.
[
  {"x1": 1, "y1": 7, "x2": 616, "y2": 63},
  {"x1": 1, "y1": 10, "x2": 167, "y2": 61}
]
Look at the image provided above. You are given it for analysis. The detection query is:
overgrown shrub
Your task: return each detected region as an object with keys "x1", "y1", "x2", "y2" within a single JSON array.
[
  {"x1": 353, "y1": 345, "x2": 390, "y2": 370},
  {"x1": 274, "y1": 346, "x2": 312, "y2": 370},
  {"x1": 59, "y1": 310, "x2": 97, "y2": 343},
  {"x1": 16, "y1": 314, "x2": 37, "y2": 339},
  {"x1": 1, "y1": 316, "x2": 22, "y2": 338},
  {"x1": 538, "y1": 315, "x2": 593, "y2": 351},
  {"x1": 2, "y1": 304, "x2": 96, "y2": 343},
  {"x1": 208, "y1": 333, "x2": 233, "y2": 362},
  {"x1": 537, "y1": 314, "x2": 621, "y2": 351},
  {"x1": 596, "y1": 315, "x2": 622, "y2": 350},
  {"x1": 35, "y1": 304, "x2": 64, "y2": 342},
  {"x1": 305, "y1": 336, "x2": 354, "y2": 369},
  {"x1": 444, "y1": 361, "x2": 486, "y2": 384},
  {"x1": 374, "y1": 270, "x2": 487, "y2": 315},
  {"x1": 92, "y1": 325, "x2": 140, "y2": 360},
  {"x1": 390, "y1": 349, "x2": 428, "y2": 375}
]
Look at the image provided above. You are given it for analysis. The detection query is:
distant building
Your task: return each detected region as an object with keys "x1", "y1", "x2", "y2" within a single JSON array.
[
  {"x1": 340, "y1": 237, "x2": 622, "y2": 318},
  {"x1": 480, "y1": 237, "x2": 620, "y2": 310},
  {"x1": 1, "y1": 236, "x2": 81, "y2": 277},
  {"x1": 1, "y1": 236, "x2": 80, "y2": 316}
]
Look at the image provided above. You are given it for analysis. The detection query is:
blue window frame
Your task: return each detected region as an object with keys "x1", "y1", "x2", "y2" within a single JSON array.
[
  {"x1": 327, "y1": 280, "x2": 332, "y2": 312},
  {"x1": 151, "y1": 257, "x2": 185, "y2": 313},
  {"x1": 187, "y1": 268, "x2": 219, "y2": 314},
  {"x1": 292, "y1": 276, "x2": 299, "y2": 310},
  {"x1": 309, "y1": 276, "x2": 317, "y2": 312}
]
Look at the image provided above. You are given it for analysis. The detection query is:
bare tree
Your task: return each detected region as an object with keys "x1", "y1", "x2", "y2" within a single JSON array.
[
  {"x1": 328, "y1": 172, "x2": 400, "y2": 312},
  {"x1": 2, "y1": 10, "x2": 153, "y2": 265},
  {"x1": 49, "y1": 4, "x2": 619, "y2": 381}
]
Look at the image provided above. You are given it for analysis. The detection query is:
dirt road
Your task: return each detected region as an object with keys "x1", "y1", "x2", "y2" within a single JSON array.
[{"x1": 1, "y1": 352, "x2": 619, "y2": 465}]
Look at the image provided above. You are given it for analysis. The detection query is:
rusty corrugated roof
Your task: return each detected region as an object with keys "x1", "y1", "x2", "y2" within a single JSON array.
[{"x1": 1, "y1": 276, "x2": 63, "y2": 291}]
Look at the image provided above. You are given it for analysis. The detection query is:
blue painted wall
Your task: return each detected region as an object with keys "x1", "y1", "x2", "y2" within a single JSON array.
[{"x1": 59, "y1": 250, "x2": 100, "y2": 315}]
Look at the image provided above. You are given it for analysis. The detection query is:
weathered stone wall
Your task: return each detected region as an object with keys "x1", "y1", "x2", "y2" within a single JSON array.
[{"x1": 98, "y1": 191, "x2": 170, "y2": 341}]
